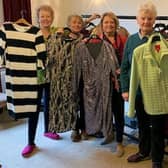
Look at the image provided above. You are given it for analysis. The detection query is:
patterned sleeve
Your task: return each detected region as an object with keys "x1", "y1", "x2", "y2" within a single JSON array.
[
  {"x1": 35, "y1": 29, "x2": 46, "y2": 69},
  {"x1": 45, "y1": 33, "x2": 59, "y2": 69},
  {"x1": 110, "y1": 44, "x2": 120, "y2": 70},
  {"x1": 104, "y1": 41, "x2": 119, "y2": 79},
  {"x1": 0, "y1": 25, "x2": 6, "y2": 66},
  {"x1": 72, "y1": 43, "x2": 82, "y2": 103}
]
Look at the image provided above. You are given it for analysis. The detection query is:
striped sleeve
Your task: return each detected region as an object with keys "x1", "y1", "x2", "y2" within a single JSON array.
[
  {"x1": 35, "y1": 30, "x2": 46, "y2": 69},
  {"x1": 0, "y1": 25, "x2": 6, "y2": 65}
]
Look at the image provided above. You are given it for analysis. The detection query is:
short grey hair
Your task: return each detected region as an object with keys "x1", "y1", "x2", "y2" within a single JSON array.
[
  {"x1": 137, "y1": 0, "x2": 157, "y2": 18},
  {"x1": 66, "y1": 14, "x2": 84, "y2": 27}
]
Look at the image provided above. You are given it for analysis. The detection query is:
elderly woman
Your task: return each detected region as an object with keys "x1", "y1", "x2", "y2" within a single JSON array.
[
  {"x1": 120, "y1": 1, "x2": 162, "y2": 168},
  {"x1": 126, "y1": 2, "x2": 168, "y2": 168},
  {"x1": 47, "y1": 14, "x2": 100, "y2": 142}
]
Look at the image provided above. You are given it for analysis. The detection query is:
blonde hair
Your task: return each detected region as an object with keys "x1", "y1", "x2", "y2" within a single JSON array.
[
  {"x1": 100, "y1": 12, "x2": 119, "y2": 29},
  {"x1": 36, "y1": 5, "x2": 54, "y2": 22},
  {"x1": 66, "y1": 14, "x2": 84, "y2": 27},
  {"x1": 137, "y1": 1, "x2": 157, "y2": 18}
]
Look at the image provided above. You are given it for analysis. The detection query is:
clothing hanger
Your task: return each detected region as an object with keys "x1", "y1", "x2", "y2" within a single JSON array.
[
  {"x1": 166, "y1": 25, "x2": 168, "y2": 30},
  {"x1": 84, "y1": 22, "x2": 96, "y2": 29},
  {"x1": 154, "y1": 23, "x2": 166, "y2": 32},
  {"x1": 63, "y1": 27, "x2": 72, "y2": 36},
  {"x1": 161, "y1": 25, "x2": 168, "y2": 39},
  {"x1": 82, "y1": 23, "x2": 96, "y2": 38},
  {"x1": 86, "y1": 33, "x2": 102, "y2": 43},
  {"x1": 153, "y1": 22, "x2": 168, "y2": 41},
  {"x1": 85, "y1": 33, "x2": 103, "y2": 60},
  {"x1": 60, "y1": 27, "x2": 78, "y2": 42},
  {"x1": 15, "y1": 18, "x2": 31, "y2": 26},
  {"x1": 165, "y1": 24, "x2": 168, "y2": 32},
  {"x1": 15, "y1": 10, "x2": 31, "y2": 26}
]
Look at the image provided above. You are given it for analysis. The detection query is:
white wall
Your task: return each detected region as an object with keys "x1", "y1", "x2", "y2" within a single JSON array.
[
  {"x1": 30, "y1": 0, "x2": 168, "y2": 34},
  {"x1": 0, "y1": 0, "x2": 167, "y2": 33}
]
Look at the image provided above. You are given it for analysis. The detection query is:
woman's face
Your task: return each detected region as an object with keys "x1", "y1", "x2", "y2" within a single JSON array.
[
  {"x1": 102, "y1": 15, "x2": 116, "y2": 35},
  {"x1": 38, "y1": 9, "x2": 53, "y2": 29},
  {"x1": 68, "y1": 17, "x2": 83, "y2": 33},
  {"x1": 137, "y1": 10, "x2": 156, "y2": 35}
]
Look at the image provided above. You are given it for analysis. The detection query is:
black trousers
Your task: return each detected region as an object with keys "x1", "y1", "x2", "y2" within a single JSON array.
[
  {"x1": 135, "y1": 95, "x2": 151, "y2": 156},
  {"x1": 74, "y1": 91, "x2": 85, "y2": 131},
  {"x1": 150, "y1": 114, "x2": 166, "y2": 163},
  {"x1": 74, "y1": 79, "x2": 85, "y2": 132},
  {"x1": 112, "y1": 89, "x2": 124, "y2": 143},
  {"x1": 28, "y1": 83, "x2": 50, "y2": 145}
]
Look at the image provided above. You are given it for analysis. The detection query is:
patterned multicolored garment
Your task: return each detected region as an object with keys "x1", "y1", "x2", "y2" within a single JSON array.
[
  {"x1": 37, "y1": 26, "x2": 58, "y2": 85},
  {"x1": 46, "y1": 33, "x2": 83, "y2": 133}
]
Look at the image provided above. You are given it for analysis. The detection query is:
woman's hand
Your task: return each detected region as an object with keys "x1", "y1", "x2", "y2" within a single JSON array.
[
  {"x1": 85, "y1": 13, "x2": 101, "y2": 24},
  {"x1": 122, "y1": 92, "x2": 129, "y2": 101},
  {"x1": 116, "y1": 68, "x2": 121, "y2": 75}
]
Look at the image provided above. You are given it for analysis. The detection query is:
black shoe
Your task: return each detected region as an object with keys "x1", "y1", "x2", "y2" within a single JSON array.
[
  {"x1": 71, "y1": 130, "x2": 81, "y2": 142},
  {"x1": 127, "y1": 152, "x2": 150, "y2": 162},
  {"x1": 81, "y1": 131, "x2": 89, "y2": 140}
]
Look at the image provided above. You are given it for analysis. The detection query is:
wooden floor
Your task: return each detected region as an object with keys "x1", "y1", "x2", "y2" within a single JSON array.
[{"x1": 0, "y1": 111, "x2": 168, "y2": 168}]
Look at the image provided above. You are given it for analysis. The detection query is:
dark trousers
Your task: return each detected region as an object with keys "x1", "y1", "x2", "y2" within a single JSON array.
[
  {"x1": 75, "y1": 109, "x2": 85, "y2": 131},
  {"x1": 74, "y1": 79, "x2": 85, "y2": 132},
  {"x1": 74, "y1": 91, "x2": 85, "y2": 131},
  {"x1": 151, "y1": 114, "x2": 166, "y2": 163},
  {"x1": 135, "y1": 95, "x2": 151, "y2": 156},
  {"x1": 28, "y1": 83, "x2": 50, "y2": 145},
  {"x1": 112, "y1": 89, "x2": 125, "y2": 143}
]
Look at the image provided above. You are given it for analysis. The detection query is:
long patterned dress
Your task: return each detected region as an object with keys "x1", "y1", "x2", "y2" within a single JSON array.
[
  {"x1": 72, "y1": 40, "x2": 118, "y2": 137},
  {"x1": 46, "y1": 34, "x2": 82, "y2": 133}
]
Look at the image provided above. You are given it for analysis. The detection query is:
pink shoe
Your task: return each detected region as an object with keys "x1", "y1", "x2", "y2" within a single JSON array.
[
  {"x1": 44, "y1": 132, "x2": 60, "y2": 140},
  {"x1": 21, "y1": 145, "x2": 36, "y2": 157}
]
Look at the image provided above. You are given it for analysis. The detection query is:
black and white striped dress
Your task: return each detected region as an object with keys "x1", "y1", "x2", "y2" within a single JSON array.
[{"x1": 0, "y1": 23, "x2": 46, "y2": 119}]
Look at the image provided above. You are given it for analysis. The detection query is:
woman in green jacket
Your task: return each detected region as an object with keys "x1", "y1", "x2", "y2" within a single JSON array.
[{"x1": 120, "y1": 0, "x2": 157, "y2": 165}]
